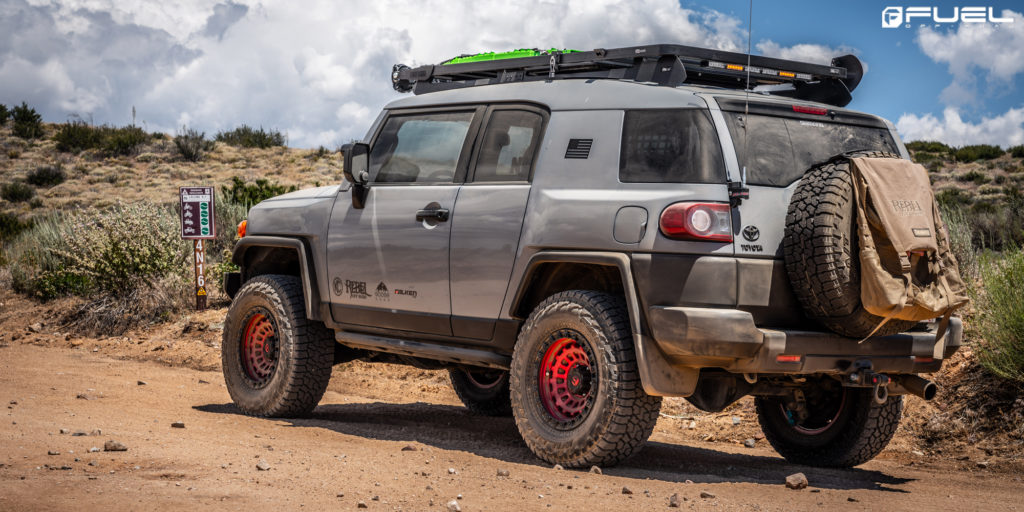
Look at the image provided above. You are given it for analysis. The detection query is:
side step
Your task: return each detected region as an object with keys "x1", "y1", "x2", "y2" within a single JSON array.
[{"x1": 335, "y1": 331, "x2": 511, "y2": 370}]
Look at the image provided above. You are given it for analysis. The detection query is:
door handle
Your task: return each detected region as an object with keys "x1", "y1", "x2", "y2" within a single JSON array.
[{"x1": 415, "y1": 208, "x2": 450, "y2": 222}]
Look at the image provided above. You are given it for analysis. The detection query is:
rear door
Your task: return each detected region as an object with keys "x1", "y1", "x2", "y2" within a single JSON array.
[
  {"x1": 713, "y1": 98, "x2": 900, "y2": 259},
  {"x1": 449, "y1": 105, "x2": 546, "y2": 340},
  {"x1": 327, "y1": 108, "x2": 483, "y2": 335}
]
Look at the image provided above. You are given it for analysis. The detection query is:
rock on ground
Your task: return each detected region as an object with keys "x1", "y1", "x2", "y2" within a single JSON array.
[{"x1": 785, "y1": 473, "x2": 809, "y2": 490}]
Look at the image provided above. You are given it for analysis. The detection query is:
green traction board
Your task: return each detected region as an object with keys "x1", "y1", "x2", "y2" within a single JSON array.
[{"x1": 442, "y1": 48, "x2": 579, "y2": 65}]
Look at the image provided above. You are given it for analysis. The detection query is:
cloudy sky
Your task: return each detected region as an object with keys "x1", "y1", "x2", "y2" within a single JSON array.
[{"x1": 1, "y1": 0, "x2": 1022, "y2": 148}]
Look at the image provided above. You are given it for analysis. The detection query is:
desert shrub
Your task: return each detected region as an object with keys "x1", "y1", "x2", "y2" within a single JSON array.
[
  {"x1": 0, "y1": 104, "x2": 9, "y2": 125},
  {"x1": 957, "y1": 170, "x2": 990, "y2": 185},
  {"x1": 906, "y1": 140, "x2": 952, "y2": 153},
  {"x1": 912, "y1": 151, "x2": 943, "y2": 164},
  {"x1": 53, "y1": 121, "x2": 105, "y2": 153},
  {"x1": 174, "y1": 127, "x2": 215, "y2": 162},
  {"x1": 215, "y1": 125, "x2": 286, "y2": 149},
  {"x1": 6, "y1": 149, "x2": 19, "y2": 159},
  {"x1": 103, "y1": 125, "x2": 148, "y2": 156},
  {"x1": 26, "y1": 163, "x2": 66, "y2": 187},
  {"x1": 6, "y1": 202, "x2": 189, "y2": 300},
  {"x1": 935, "y1": 187, "x2": 973, "y2": 208},
  {"x1": 221, "y1": 176, "x2": 296, "y2": 206},
  {"x1": 954, "y1": 144, "x2": 1004, "y2": 162},
  {"x1": 1, "y1": 181, "x2": 35, "y2": 202},
  {"x1": 940, "y1": 206, "x2": 978, "y2": 284},
  {"x1": 11, "y1": 102, "x2": 43, "y2": 139},
  {"x1": 0, "y1": 212, "x2": 31, "y2": 242},
  {"x1": 975, "y1": 250, "x2": 1024, "y2": 384},
  {"x1": 1010, "y1": 145, "x2": 1024, "y2": 159}
]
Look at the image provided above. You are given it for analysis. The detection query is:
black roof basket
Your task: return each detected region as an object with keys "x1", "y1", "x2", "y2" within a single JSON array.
[{"x1": 392, "y1": 43, "x2": 863, "y2": 107}]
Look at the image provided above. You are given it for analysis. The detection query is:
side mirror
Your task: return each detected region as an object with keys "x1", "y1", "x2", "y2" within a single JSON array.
[{"x1": 341, "y1": 142, "x2": 370, "y2": 209}]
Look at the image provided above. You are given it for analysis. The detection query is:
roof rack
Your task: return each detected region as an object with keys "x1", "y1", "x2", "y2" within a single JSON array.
[{"x1": 391, "y1": 43, "x2": 863, "y2": 107}]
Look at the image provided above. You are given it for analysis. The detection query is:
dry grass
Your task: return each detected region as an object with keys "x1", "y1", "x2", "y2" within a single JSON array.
[{"x1": 0, "y1": 123, "x2": 343, "y2": 217}]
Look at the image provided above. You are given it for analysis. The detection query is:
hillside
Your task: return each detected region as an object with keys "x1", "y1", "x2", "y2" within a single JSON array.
[{"x1": 0, "y1": 122, "x2": 341, "y2": 218}]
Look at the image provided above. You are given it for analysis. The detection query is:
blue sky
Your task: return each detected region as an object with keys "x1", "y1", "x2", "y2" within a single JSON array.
[
  {"x1": 705, "y1": 0, "x2": 1023, "y2": 146},
  {"x1": 0, "y1": 0, "x2": 1021, "y2": 148}
]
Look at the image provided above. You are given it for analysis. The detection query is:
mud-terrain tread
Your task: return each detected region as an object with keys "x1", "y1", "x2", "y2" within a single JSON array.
[
  {"x1": 783, "y1": 151, "x2": 916, "y2": 337},
  {"x1": 755, "y1": 391, "x2": 903, "y2": 468},
  {"x1": 510, "y1": 290, "x2": 662, "y2": 468},
  {"x1": 222, "y1": 275, "x2": 334, "y2": 418},
  {"x1": 449, "y1": 369, "x2": 513, "y2": 417}
]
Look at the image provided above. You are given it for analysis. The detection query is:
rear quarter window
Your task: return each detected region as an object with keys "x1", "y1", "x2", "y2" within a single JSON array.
[
  {"x1": 724, "y1": 113, "x2": 899, "y2": 187},
  {"x1": 619, "y1": 109, "x2": 725, "y2": 184}
]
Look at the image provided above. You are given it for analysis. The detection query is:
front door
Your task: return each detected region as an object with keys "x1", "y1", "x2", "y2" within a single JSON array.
[{"x1": 327, "y1": 108, "x2": 482, "y2": 336}]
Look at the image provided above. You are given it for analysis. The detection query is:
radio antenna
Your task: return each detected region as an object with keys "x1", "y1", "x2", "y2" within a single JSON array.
[{"x1": 742, "y1": 0, "x2": 752, "y2": 189}]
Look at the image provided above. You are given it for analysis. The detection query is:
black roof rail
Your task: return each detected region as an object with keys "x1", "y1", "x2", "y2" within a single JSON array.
[{"x1": 391, "y1": 43, "x2": 863, "y2": 107}]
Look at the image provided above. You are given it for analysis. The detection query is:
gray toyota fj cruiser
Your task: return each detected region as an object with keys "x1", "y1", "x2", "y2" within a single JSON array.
[{"x1": 221, "y1": 44, "x2": 961, "y2": 468}]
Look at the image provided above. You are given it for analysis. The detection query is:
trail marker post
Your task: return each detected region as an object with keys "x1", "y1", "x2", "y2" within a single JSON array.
[{"x1": 179, "y1": 186, "x2": 216, "y2": 310}]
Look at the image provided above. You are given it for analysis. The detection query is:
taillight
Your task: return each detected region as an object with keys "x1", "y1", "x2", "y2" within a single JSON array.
[
  {"x1": 659, "y1": 202, "x2": 732, "y2": 242},
  {"x1": 792, "y1": 105, "x2": 828, "y2": 115},
  {"x1": 237, "y1": 219, "x2": 247, "y2": 238}
]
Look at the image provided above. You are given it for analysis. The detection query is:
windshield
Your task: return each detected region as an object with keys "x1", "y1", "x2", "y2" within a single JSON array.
[{"x1": 723, "y1": 112, "x2": 898, "y2": 187}]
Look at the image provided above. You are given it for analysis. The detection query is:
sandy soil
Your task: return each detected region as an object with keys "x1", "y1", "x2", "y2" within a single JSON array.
[{"x1": 2, "y1": 326, "x2": 1023, "y2": 510}]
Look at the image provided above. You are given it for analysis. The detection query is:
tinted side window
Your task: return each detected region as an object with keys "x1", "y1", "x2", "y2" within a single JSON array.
[
  {"x1": 369, "y1": 111, "x2": 474, "y2": 183},
  {"x1": 724, "y1": 113, "x2": 899, "y2": 187},
  {"x1": 473, "y1": 110, "x2": 543, "y2": 182},
  {"x1": 619, "y1": 109, "x2": 725, "y2": 183}
]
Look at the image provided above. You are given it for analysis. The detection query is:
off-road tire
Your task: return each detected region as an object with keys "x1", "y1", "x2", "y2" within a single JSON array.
[
  {"x1": 755, "y1": 389, "x2": 902, "y2": 468},
  {"x1": 222, "y1": 274, "x2": 335, "y2": 417},
  {"x1": 783, "y1": 151, "x2": 916, "y2": 337},
  {"x1": 510, "y1": 290, "x2": 662, "y2": 468},
  {"x1": 449, "y1": 368, "x2": 513, "y2": 416}
]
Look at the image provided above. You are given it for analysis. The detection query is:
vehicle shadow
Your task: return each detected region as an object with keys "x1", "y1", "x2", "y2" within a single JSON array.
[{"x1": 194, "y1": 401, "x2": 913, "y2": 493}]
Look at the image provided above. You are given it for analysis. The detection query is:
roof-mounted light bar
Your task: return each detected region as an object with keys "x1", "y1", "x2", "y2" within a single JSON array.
[{"x1": 391, "y1": 43, "x2": 864, "y2": 107}]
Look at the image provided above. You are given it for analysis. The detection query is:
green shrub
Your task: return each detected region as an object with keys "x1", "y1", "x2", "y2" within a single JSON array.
[
  {"x1": 174, "y1": 127, "x2": 215, "y2": 162},
  {"x1": 26, "y1": 163, "x2": 66, "y2": 187},
  {"x1": 11, "y1": 102, "x2": 43, "y2": 139},
  {"x1": 215, "y1": 125, "x2": 286, "y2": 149},
  {"x1": 940, "y1": 206, "x2": 978, "y2": 284},
  {"x1": 957, "y1": 170, "x2": 991, "y2": 185},
  {"x1": 936, "y1": 187, "x2": 973, "y2": 208},
  {"x1": 954, "y1": 144, "x2": 1004, "y2": 162},
  {"x1": 5, "y1": 202, "x2": 188, "y2": 299},
  {"x1": 53, "y1": 121, "x2": 105, "y2": 153},
  {"x1": 221, "y1": 176, "x2": 297, "y2": 206},
  {"x1": 0, "y1": 104, "x2": 9, "y2": 125},
  {"x1": 0, "y1": 212, "x2": 31, "y2": 242},
  {"x1": 103, "y1": 125, "x2": 148, "y2": 156},
  {"x1": 906, "y1": 140, "x2": 952, "y2": 153},
  {"x1": 912, "y1": 151, "x2": 943, "y2": 164},
  {"x1": 1, "y1": 181, "x2": 35, "y2": 202},
  {"x1": 1010, "y1": 145, "x2": 1024, "y2": 159},
  {"x1": 976, "y1": 250, "x2": 1024, "y2": 384}
]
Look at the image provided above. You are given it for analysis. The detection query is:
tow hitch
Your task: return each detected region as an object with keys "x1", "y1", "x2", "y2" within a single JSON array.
[{"x1": 844, "y1": 359, "x2": 890, "y2": 404}]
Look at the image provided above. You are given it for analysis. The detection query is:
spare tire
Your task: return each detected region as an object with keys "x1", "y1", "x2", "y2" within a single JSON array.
[{"x1": 783, "y1": 151, "x2": 917, "y2": 338}]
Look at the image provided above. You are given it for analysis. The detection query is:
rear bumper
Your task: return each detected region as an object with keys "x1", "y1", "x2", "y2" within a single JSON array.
[{"x1": 647, "y1": 306, "x2": 961, "y2": 375}]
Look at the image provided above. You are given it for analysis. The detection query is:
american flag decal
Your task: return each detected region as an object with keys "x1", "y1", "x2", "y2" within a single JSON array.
[{"x1": 565, "y1": 138, "x2": 593, "y2": 159}]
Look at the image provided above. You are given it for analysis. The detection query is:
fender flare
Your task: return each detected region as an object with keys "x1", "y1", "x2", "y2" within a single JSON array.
[
  {"x1": 231, "y1": 236, "x2": 321, "y2": 321},
  {"x1": 508, "y1": 251, "x2": 697, "y2": 397}
]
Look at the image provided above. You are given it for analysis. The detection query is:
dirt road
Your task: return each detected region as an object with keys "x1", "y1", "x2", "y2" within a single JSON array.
[{"x1": 1, "y1": 343, "x2": 1021, "y2": 511}]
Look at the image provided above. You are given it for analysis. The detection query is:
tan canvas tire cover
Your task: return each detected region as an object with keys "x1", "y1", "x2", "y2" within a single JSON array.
[{"x1": 850, "y1": 157, "x2": 968, "y2": 323}]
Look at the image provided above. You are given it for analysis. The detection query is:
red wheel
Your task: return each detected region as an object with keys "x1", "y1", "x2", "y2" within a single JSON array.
[
  {"x1": 241, "y1": 309, "x2": 278, "y2": 386},
  {"x1": 538, "y1": 333, "x2": 595, "y2": 427}
]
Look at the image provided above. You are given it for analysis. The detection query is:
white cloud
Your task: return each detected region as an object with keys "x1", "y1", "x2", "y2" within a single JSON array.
[
  {"x1": 755, "y1": 40, "x2": 858, "y2": 66},
  {"x1": 916, "y1": 9, "x2": 1024, "y2": 105},
  {"x1": 896, "y1": 106, "x2": 1024, "y2": 148},
  {"x1": 1, "y1": 0, "x2": 862, "y2": 147}
]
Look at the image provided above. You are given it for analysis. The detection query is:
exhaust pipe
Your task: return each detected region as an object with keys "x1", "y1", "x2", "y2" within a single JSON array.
[{"x1": 892, "y1": 375, "x2": 937, "y2": 401}]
